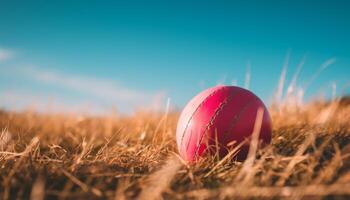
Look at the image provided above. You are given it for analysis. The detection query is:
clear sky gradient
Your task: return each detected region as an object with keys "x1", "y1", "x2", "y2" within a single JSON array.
[{"x1": 0, "y1": 1, "x2": 349, "y2": 114}]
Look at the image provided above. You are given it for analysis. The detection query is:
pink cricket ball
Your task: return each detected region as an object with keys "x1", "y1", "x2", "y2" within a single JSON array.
[{"x1": 176, "y1": 85, "x2": 272, "y2": 162}]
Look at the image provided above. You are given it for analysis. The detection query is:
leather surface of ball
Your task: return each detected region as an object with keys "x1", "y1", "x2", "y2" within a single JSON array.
[{"x1": 176, "y1": 85, "x2": 272, "y2": 162}]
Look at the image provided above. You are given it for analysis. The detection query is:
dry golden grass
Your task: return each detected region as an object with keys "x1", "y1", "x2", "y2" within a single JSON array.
[{"x1": 0, "y1": 96, "x2": 350, "y2": 200}]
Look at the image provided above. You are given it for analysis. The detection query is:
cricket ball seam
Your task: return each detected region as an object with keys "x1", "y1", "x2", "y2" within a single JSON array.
[
  {"x1": 205, "y1": 99, "x2": 260, "y2": 156},
  {"x1": 179, "y1": 86, "x2": 227, "y2": 154},
  {"x1": 193, "y1": 91, "x2": 237, "y2": 160}
]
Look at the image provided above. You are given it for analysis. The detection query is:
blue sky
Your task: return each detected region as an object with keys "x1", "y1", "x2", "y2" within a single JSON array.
[{"x1": 0, "y1": 1, "x2": 349, "y2": 114}]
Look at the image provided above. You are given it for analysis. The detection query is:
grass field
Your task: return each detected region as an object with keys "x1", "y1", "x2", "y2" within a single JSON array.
[{"x1": 0, "y1": 96, "x2": 350, "y2": 200}]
